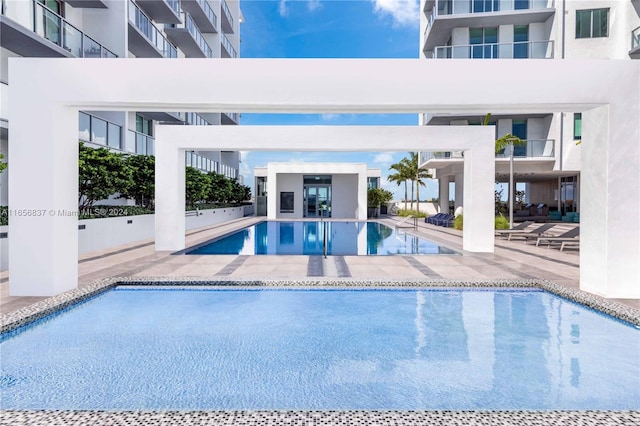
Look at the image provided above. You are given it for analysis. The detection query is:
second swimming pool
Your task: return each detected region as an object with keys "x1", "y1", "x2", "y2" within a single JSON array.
[{"x1": 186, "y1": 221, "x2": 457, "y2": 255}]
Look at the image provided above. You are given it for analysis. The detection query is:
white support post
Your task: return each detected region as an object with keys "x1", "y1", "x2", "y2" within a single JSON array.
[
  {"x1": 357, "y1": 171, "x2": 368, "y2": 220},
  {"x1": 454, "y1": 173, "x2": 464, "y2": 210},
  {"x1": 267, "y1": 169, "x2": 277, "y2": 220},
  {"x1": 8, "y1": 105, "x2": 78, "y2": 296},
  {"x1": 581, "y1": 105, "x2": 640, "y2": 298},
  {"x1": 154, "y1": 140, "x2": 185, "y2": 251},
  {"x1": 462, "y1": 144, "x2": 495, "y2": 252},
  {"x1": 439, "y1": 177, "x2": 450, "y2": 213}
]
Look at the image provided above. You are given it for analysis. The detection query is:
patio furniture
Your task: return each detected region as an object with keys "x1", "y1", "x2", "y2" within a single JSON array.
[
  {"x1": 506, "y1": 223, "x2": 556, "y2": 241},
  {"x1": 529, "y1": 227, "x2": 580, "y2": 246},
  {"x1": 495, "y1": 220, "x2": 535, "y2": 238}
]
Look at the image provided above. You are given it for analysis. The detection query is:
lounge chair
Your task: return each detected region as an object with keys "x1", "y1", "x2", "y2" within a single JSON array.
[
  {"x1": 506, "y1": 223, "x2": 556, "y2": 241},
  {"x1": 433, "y1": 214, "x2": 454, "y2": 226},
  {"x1": 531, "y1": 227, "x2": 580, "y2": 247},
  {"x1": 425, "y1": 213, "x2": 447, "y2": 224},
  {"x1": 560, "y1": 239, "x2": 580, "y2": 251},
  {"x1": 495, "y1": 220, "x2": 535, "y2": 238}
]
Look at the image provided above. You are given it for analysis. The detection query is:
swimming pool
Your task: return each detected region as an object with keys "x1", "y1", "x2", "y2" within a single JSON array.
[
  {"x1": 1, "y1": 287, "x2": 638, "y2": 410},
  {"x1": 186, "y1": 221, "x2": 457, "y2": 255}
]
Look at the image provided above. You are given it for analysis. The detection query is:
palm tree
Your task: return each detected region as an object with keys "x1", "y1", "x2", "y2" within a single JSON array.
[
  {"x1": 403, "y1": 152, "x2": 431, "y2": 212},
  {"x1": 485, "y1": 113, "x2": 524, "y2": 227},
  {"x1": 388, "y1": 161, "x2": 411, "y2": 210}
]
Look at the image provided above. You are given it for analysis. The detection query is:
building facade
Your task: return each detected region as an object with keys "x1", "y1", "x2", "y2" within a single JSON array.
[
  {"x1": 254, "y1": 163, "x2": 381, "y2": 220},
  {"x1": 0, "y1": 0, "x2": 243, "y2": 205},
  {"x1": 419, "y1": 0, "x2": 640, "y2": 217}
]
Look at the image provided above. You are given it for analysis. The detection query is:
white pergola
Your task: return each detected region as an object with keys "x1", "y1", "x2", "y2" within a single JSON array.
[{"x1": 7, "y1": 58, "x2": 640, "y2": 299}]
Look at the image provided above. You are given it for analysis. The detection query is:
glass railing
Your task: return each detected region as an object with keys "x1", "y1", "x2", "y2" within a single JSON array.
[
  {"x1": 426, "y1": 0, "x2": 551, "y2": 29},
  {"x1": 221, "y1": 32, "x2": 237, "y2": 58},
  {"x1": 0, "y1": 81, "x2": 8, "y2": 122},
  {"x1": 197, "y1": 0, "x2": 217, "y2": 29},
  {"x1": 419, "y1": 139, "x2": 555, "y2": 164},
  {"x1": 127, "y1": 129, "x2": 155, "y2": 155},
  {"x1": 221, "y1": 0, "x2": 233, "y2": 28},
  {"x1": 495, "y1": 139, "x2": 555, "y2": 158},
  {"x1": 632, "y1": 26, "x2": 640, "y2": 50},
  {"x1": 79, "y1": 112, "x2": 123, "y2": 150},
  {"x1": 222, "y1": 112, "x2": 239, "y2": 122},
  {"x1": 179, "y1": 12, "x2": 213, "y2": 57},
  {"x1": 433, "y1": 40, "x2": 554, "y2": 59},
  {"x1": 23, "y1": 1, "x2": 117, "y2": 57},
  {"x1": 166, "y1": 0, "x2": 181, "y2": 16},
  {"x1": 129, "y1": 0, "x2": 177, "y2": 58}
]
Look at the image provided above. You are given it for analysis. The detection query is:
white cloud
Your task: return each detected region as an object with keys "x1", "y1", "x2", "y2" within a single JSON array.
[
  {"x1": 321, "y1": 113, "x2": 340, "y2": 121},
  {"x1": 307, "y1": 0, "x2": 323, "y2": 12},
  {"x1": 279, "y1": 0, "x2": 289, "y2": 17},
  {"x1": 373, "y1": 152, "x2": 394, "y2": 164},
  {"x1": 371, "y1": 0, "x2": 419, "y2": 27}
]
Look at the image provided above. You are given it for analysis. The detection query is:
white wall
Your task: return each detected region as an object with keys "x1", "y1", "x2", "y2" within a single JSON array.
[
  {"x1": 331, "y1": 174, "x2": 358, "y2": 219},
  {"x1": 275, "y1": 173, "x2": 303, "y2": 219},
  {"x1": 0, "y1": 207, "x2": 246, "y2": 270}
]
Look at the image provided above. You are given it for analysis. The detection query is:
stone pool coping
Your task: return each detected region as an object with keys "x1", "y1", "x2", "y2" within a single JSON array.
[
  {"x1": 1, "y1": 410, "x2": 639, "y2": 426},
  {"x1": 2, "y1": 278, "x2": 639, "y2": 426},
  {"x1": 2, "y1": 277, "x2": 640, "y2": 334}
]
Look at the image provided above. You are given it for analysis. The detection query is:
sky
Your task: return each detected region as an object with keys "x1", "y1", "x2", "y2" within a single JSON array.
[{"x1": 237, "y1": 0, "x2": 440, "y2": 201}]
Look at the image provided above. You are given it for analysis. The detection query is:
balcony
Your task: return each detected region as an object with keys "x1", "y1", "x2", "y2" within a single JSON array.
[
  {"x1": 135, "y1": 0, "x2": 181, "y2": 24},
  {"x1": 165, "y1": 12, "x2": 213, "y2": 57},
  {"x1": 1, "y1": 0, "x2": 116, "y2": 57},
  {"x1": 181, "y1": 0, "x2": 217, "y2": 33},
  {"x1": 423, "y1": 0, "x2": 555, "y2": 53},
  {"x1": 65, "y1": 0, "x2": 108, "y2": 8},
  {"x1": 220, "y1": 0, "x2": 234, "y2": 33},
  {"x1": 630, "y1": 26, "x2": 640, "y2": 59},
  {"x1": 419, "y1": 139, "x2": 555, "y2": 166},
  {"x1": 126, "y1": 130, "x2": 155, "y2": 156},
  {"x1": 433, "y1": 40, "x2": 554, "y2": 58},
  {"x1": 220, "y1": 32, "x2": 237, "y2": 58},
  {"x1": 128, "y1": 0, "x2": 177, "y2": 58},
  {"x1": 221, "y1": 112, "x2": 239, "y2": 124}
]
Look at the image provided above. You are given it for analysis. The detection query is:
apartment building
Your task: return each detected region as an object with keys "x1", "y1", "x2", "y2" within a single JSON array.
[
  {"x1": 419, "y1": 0, "x2": 640, "y2": 216},
  {"x1": 0, "y1": 0, "x2": 243, "y2": 206}
]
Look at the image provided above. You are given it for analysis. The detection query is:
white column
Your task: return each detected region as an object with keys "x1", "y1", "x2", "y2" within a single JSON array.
[
  {"x1": 8, "y1": 105, "x2": 78, "y2": 296},
  {"x1": 154, "y1": 139, "x2": 185, "y2": 251},
  {"x1": 267, "y1": 169, "x2": 277, "y2": 220},
  {"x1": 454, "y1": 173, "x2": 464, "y2": 210},
  {"x1": 357, "y1": 170, "x2": 368, "y2": 220},
  {"x1": 439, "y1": 177, "x2": 450, "y2": 213},
  {"x1": 462, "y1": 144, "x2": 495, "y2": 252},
  {"x1": 581, "y1": 105, "x2": 640, "y2": 298}
]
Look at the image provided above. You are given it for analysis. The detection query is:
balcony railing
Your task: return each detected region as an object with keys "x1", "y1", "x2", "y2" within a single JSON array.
[
  {"x1": 419, "y1": 139, "x2": 555, "y2": 164},
  {"x1": 496, "y1": 139, "x2": 555, "y2": 158},
  {"x1": 222, "y1": 112, "x2": 239, "y2": 122},
  {"x1": 79, "y1": 112, "x2": 123, "y2": 150},
  {"x1": 0, "y1": 80, "x2": 8, "y2": 123},
  {"x1": 429, "y1": 0, "x2": 548, "y2": 18},
  {"x1": 433, "y1": 40, "x2": 554, "y2": 59},
  {"x1": 126, "y1": 129, "x2": 155, "y2": 156},
  {"x1": 221, "y1": 32, "x2": 237, "y2": 58},
  {"x1": 2, "y1": 0, "x2": 117, "y2": 57},
  {"x1": 633, "y1": 26, "x2": 640, "y2": 50},
  {"x1": 129, "y1": 0, "x2": 177, "y2": 58},
  {"x1": 182, "y1": 12, "x2": 213, "y2": 57},
  {"x1": 196, "y1": 0, "x2": 217, "y2": 30},
  {"x1": 221, "y1": 0, "x2": 233, "y2": 30}
]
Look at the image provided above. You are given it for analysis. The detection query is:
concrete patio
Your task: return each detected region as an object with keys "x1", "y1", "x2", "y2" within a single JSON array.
[{"x1": 2, "y1": 215, "x2": 636, "y2": 315}]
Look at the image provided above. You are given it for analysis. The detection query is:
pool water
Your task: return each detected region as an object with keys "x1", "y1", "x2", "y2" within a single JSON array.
[
  {"x1": 186, "y1": 221, "x2": 457, "y2": 255},
  {"x1": 1, "y1": 288, "x2": 638, "y2": 410}
]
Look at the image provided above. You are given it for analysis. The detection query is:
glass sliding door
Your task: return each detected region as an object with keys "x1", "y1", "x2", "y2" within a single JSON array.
[
  {"x1": 512, "y1": 119, "x2": 528, "y2": 157},
  {"x1": 303, "y1": 176, "x2": 332, "y2": 218}
]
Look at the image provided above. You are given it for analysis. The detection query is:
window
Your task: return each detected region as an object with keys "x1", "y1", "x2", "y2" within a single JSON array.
[
  {"x1": 108, "y1": 123, "x2": 121, "y2": 149},
  {"x1": 78, "y1": 112, "x2": 90, "y2": 141},
  {"x1": 473, "y1": 0, "x2": 499, "y2": 13},
  {"x1": 574, "y1": 113, "x2": 582, "y2": 140},
  {"x1": 513, "y1": 25, "x2": 529, "y2": 59},
  {"x1": 470, "y1": 27, "x2": 498, "y2": 58},
  {"x1": 91, "y1": 117, "x2": 107, "y2": 145},
  {"x1": 512, "y1": 119, "x2": 528, "y2": 157},
  {"x1": 576, "y1": 9, "x2": 608, "y2": 39},
  {"x1": 135, "y1": 114, "x2": 153, "y2": 136}
]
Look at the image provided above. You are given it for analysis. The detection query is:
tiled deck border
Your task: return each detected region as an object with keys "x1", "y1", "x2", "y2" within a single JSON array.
[
  {"x1": 1, "y1": 409, "x2": 639, "y2": 426},
  {"x1": 1, "y1": 277, "x2": 639, "y2": 426}
]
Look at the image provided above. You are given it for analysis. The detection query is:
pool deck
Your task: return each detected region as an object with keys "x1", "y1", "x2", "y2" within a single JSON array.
[
  {"x1": 1, "y1": 215, "x2": 638, "y2": 313},
  {"x1": 1, "y1": 216, "x2": 639, "y2": 426}
]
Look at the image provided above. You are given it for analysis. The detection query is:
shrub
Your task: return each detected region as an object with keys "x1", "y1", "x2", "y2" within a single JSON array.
[
  {"x1": 453, "y1": 214, "x2": 463, "y2": 230},
  {"x1": 495, "y1": 214, "x2": 510, "y2": 229},
  {"x1": 398, "y1": 209, "x2": 426, "y2": 218}
]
